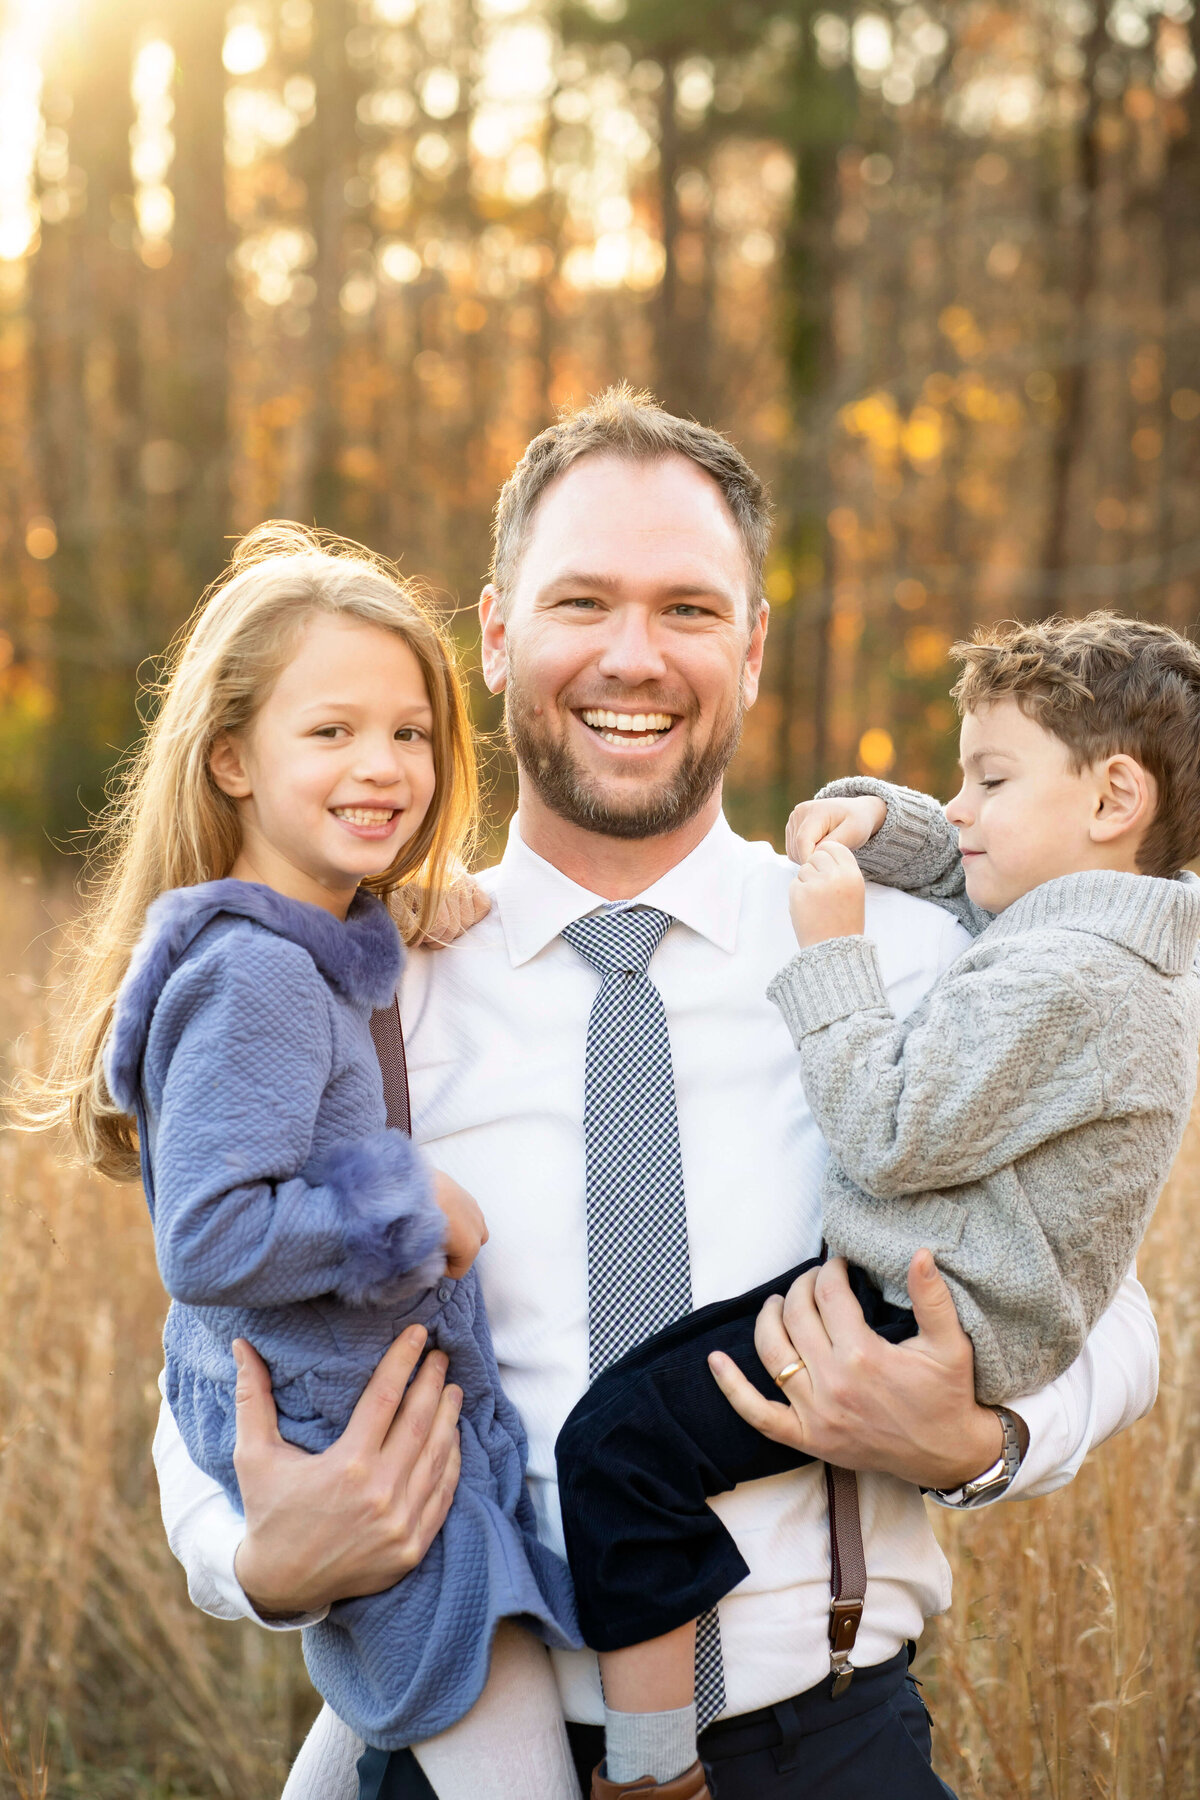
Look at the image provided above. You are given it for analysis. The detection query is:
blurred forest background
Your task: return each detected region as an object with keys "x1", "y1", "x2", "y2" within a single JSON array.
[
  {"x1": 1, "y1": 0, "x2": 1198, "y2": 852},
  {"x1": 3, "y1": 1, "x2": 1200, "y2": 1797}
]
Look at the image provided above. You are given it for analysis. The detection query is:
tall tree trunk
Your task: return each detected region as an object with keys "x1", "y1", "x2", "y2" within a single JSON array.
[
  {"x1": 1039, "y1": 10, "x2": 1108, "y2": 590},
  {"x1": 170, "y1": 0, "x2": 233, "y2": 599},
  {"x1": 1159, "y1": 13, "x2": 1200, "y2": 626},
  {"x1": 39, "y1": 0, "x2": 142, "y2": 837}
]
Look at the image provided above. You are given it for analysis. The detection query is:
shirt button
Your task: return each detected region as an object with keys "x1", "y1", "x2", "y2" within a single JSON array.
[{"x1": 437, "y1": 1282, "x2": 453, "y2": 1304}]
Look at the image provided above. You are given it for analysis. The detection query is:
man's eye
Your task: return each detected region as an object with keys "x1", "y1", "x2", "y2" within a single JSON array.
[
  {"x1": 560, "y1": 596, "x2": 601, "y2": 610},
  {"x1": 668, "y1": 604, "x2": 708, "y2": 618}
]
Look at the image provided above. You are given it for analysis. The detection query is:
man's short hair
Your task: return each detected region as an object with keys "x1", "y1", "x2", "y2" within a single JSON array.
[
  {"x1": 490, "y1": 383, "x2": 773, "y2": 615},
  {"x1": 951, "y1": 610, "x2": 1200, "y2": 876}
]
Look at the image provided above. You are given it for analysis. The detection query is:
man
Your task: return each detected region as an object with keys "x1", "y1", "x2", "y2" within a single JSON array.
[{"x1": 153, "y1": 388, "x2": 1158, "y2": 1796}]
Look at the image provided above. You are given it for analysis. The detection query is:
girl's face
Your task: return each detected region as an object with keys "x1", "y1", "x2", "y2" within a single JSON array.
[{"x1": 211, "y1": 612, "x2": 438, "y2": 916}]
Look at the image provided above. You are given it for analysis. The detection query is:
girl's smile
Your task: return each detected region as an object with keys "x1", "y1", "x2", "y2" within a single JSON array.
[{"x1": 331, "y1": 805, "x2": 405, "y2": 839}]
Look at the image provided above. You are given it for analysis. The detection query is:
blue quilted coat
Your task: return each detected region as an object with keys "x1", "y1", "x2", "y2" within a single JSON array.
[{"x1": 106, "y1": 879, "x2": 580, "y2": 1747}]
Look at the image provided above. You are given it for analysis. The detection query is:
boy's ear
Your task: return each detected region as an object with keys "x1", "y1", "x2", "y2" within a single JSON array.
[
  {"x1": 210, "y1": 732, "x2": 252, "y2": 799},
  {"x1": 1090, "y1": 753, "x2": 1155, "y2": 847}
]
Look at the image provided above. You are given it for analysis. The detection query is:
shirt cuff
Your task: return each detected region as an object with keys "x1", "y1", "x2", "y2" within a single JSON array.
[
  {"x1": 986, "y1": 1385, "x2": 1074, "y2": 1503},
  {"x1": 766, "y1": 938, "x2": 889, "y2": 1044},
  {"x1": 189, "y1": 1507, "x2": 330, "y2": 1632}
]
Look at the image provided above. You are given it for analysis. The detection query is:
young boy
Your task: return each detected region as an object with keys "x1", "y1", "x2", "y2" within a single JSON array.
[{"x1": 555, "y1": 612, "x2": 1200, "y2": 1799}]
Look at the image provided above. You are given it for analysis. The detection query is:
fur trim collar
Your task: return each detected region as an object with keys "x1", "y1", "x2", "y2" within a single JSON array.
[{"x1": 105, "y1": 880, "x2": 402, "y2": 1110}]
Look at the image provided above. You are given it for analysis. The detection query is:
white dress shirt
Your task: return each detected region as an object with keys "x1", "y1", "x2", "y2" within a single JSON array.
[{"x1": 152, "y1": 811, "x2": 1159, "y2": 1724}]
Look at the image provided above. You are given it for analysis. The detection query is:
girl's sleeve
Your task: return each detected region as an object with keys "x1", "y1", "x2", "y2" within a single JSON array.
[
  {"x1": 146, "y1": 934, "x2": 445, "y2": 1309},
  {"x1": 767, "y1": 935, "x2": 1111, "y2": 1198},
  {"x1": 817, "y1": 775, "x2": 993, "y2": 937}
]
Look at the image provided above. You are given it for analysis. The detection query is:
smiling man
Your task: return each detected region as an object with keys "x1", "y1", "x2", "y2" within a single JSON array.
[{"x1": 153, "y1": 388, "x2": 1158, "y2": 1800}]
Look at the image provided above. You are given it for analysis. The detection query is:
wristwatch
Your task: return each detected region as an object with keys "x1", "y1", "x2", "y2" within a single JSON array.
[{"x1": 930, "y1": 1405, "x2": 1026, "y2": 1508}]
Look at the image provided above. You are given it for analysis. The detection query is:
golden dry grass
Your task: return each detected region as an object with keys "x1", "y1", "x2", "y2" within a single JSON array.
[
  {"x1": 920, "y1": 1100, "x2": 1200, "y2": 1798},
  {"x1": 1, "y1": 864, "x2": 1197, "y2": 1798},
  {"x1": 0, "y1": 869, "x2": 317, "y2": 1799}
]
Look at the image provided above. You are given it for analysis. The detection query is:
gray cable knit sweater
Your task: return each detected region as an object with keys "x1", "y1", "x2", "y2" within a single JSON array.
[{"x1": 766, "y1": 777, "x2": 1200, "y2": 1403}]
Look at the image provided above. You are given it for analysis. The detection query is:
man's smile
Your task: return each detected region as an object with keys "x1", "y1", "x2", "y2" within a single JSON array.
[{"x1": 576, "y1": 707, "x2": 679, "y2": 751}]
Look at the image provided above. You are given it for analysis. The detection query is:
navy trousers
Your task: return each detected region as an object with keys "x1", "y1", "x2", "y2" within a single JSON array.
[
  {"x1": 555, "y1": 1257, "x2": 915, "y2": 1650},
  {"x1": 357, "y1": 1650, "x2": 957, "y2": 1797}
]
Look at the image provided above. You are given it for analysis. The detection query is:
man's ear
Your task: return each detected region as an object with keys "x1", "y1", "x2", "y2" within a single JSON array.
[
  {"x1": 741, "y1": 599, "x2": 770, "y2": 710},
  {"x1": 479, "y1": 585, "x2": 508, "y2": 695},
  {"x1": 1090, "y1": 753, "x2": 1155, "y2": 847},
  {"x1": 210, "y1": 732, "x2": 252, "y2": 799}
]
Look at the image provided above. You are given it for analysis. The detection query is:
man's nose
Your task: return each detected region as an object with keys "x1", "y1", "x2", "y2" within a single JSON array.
[{"x1": 595, "y1": 607, "x2": 669, "y2": 685}]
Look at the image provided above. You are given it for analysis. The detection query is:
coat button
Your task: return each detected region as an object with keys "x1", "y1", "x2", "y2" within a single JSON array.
[{"x1": 437, "y1": 1282, "x2": 452, "y2": 1304}]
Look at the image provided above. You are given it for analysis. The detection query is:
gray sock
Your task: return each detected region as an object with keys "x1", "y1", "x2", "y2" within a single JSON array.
[{"x1": 603, "y1": 1702, "x2": 698, "y2": 1785}]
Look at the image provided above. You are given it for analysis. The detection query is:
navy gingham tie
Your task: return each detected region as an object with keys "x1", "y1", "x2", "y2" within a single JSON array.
[{"x1": 562, "y1": 904, "x2": 727, "y2": 1729}]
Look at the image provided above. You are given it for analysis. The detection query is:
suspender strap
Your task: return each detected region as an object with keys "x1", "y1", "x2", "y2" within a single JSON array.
[
  {"x1": 369, "y1": 995, "x2": 412, "y2": 1137},
  {"x1": 825, "y1": 1462, "x2": 867, "y2": 1698}
]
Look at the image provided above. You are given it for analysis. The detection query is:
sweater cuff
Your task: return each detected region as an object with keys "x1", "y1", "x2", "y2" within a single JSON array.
[
  {"x1": 818, "y1": 776, "x2": 949, "y2": 888},
  {"x1": 767, "y1": 937, "x2": 889, "y2": 1045}
]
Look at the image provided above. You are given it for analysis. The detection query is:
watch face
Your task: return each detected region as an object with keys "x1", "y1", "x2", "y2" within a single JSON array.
[{"x1": 966, "y1": 1467, "x2": 1007, "y2": 1500}]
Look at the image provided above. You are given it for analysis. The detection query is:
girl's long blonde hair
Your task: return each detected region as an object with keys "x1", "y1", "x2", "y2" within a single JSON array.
[{"x1": 24, "y1": 522, "x2": 478, "y2": 1182}]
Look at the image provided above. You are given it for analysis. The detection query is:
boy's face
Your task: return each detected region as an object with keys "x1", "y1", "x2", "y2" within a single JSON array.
[{"x1": 944, "y1": 698, "x2": 1148, "y2": 912}]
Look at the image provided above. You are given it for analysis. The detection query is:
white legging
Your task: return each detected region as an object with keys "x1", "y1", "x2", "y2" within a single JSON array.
[{"x1": 281, "y1": 1621, "x2": 579, "y2": 1800}]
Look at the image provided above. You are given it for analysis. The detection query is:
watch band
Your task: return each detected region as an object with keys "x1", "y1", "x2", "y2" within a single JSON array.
[{"x1": 931, "y1": 1405, "x2": 1025, "y2": 1508}]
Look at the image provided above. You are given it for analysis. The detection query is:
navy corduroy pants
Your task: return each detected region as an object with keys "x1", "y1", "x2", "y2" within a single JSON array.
[{"x1": 555, "y1": 1258, "x2": 915, "y2": 1651}]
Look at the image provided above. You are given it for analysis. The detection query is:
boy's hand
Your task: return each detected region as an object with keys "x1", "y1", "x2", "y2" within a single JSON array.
[
  {"x1": 786, "y1": 795, "x2": 886, "y2": 866},
  {"x1": 418, "y1": 876, "x2": 491, "y2": 949},
  {"x1": 788, "y1": 841, "x2": 866, "y2": 946},
  {"x1": 433, "y1": 1171, "x2": 489, "y2": 1278}
]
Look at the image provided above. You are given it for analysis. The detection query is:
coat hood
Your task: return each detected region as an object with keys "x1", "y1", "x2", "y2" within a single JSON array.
[{"x1": 105, "y1": 879, "x2": 402, "y2": 1110}]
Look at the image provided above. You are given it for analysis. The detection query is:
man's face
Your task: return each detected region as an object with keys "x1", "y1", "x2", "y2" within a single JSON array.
[{"x1": 480, "y1": 453, "x2": 768, "y2": 839}]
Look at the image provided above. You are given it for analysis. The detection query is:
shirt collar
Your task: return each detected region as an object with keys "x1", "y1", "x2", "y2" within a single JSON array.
[{"x1": 493, "y1": 810, "x2": 745, "y2": 967}]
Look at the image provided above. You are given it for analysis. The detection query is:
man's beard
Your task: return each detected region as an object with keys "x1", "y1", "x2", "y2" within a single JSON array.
[{"x1": 505, "y1": 673, "x2": 746, "y2": 841}]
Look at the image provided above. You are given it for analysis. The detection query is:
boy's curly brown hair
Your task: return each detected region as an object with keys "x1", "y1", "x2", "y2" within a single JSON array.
[{"x1": 950, "y1": 611, "x2": 1200, "y2": 878}]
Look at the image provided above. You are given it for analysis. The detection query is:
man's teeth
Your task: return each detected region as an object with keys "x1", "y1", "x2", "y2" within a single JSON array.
[
  {"x1": 580, "y1": 709, "x2": 674, "y2": 746},
  {"x1": 334, "y1": 807, "x2": 396, "y2": 825}
]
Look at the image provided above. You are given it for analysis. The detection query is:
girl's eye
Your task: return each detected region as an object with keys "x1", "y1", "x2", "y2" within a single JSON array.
[
  {"x1": 394, "y1": 727, "x2": 427, "y2": 743},
  {"x1": 980, "y1": 778, "x2": 1005, "y2": 790},
  {"x1": 313, "y1": 725, "x2": 346, "y2": 740}
]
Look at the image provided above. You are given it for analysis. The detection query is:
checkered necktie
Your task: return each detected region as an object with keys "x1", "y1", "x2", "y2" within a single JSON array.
[{"x1": 562, "y1": 904, "x2": 726, "y2": 1729}]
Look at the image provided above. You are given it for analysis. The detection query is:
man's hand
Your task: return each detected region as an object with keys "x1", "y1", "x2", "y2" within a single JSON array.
[
  {"x1": 708, "y1": 1252, "x2": 1009, "y2": 1491},
  {"x1": 433, "y1": 1171, "x2": 489, "y2": 1278},
  {"x1": 232, "y1": 1327, "x2": 462, "y2": 1618},
  {"x1": 787, "y1": 842, "x2": 867, "y2": 947},
  {"x1": 786, "y1": 795, "x2": 886, "y2": 866}
]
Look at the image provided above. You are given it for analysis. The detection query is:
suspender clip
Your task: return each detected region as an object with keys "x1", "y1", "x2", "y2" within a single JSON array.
[{"x1": 828, "y1": 1596, "x2": 862, "y2": 1698}]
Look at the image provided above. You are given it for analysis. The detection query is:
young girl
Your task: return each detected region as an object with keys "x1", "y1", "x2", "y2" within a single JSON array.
[{"x1": 31, "y1": 524, "x2": 581, "y2": 1798}]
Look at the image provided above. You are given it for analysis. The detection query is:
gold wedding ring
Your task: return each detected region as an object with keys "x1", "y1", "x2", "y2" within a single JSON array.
[{"x1": 774, "y1": 1358, "x2": 805, "y2": 1388}]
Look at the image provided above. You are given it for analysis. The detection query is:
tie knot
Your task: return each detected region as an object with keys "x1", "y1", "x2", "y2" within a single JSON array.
[{"x1": 562, "y1": 906, "x2": 672, "y2": 978}]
